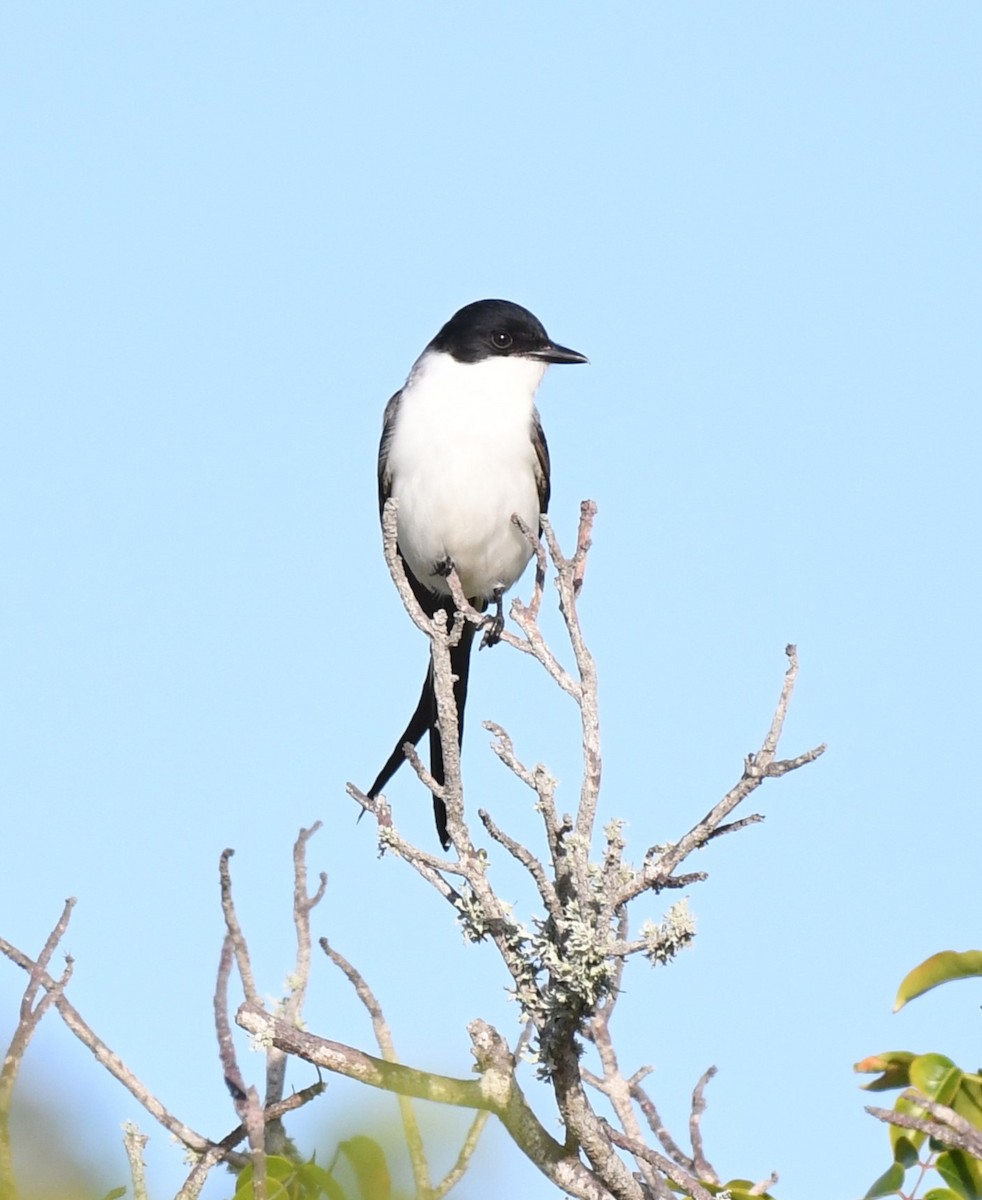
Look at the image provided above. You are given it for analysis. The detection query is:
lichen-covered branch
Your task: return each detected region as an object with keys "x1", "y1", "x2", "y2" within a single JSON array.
[
  {"x1": 344, "y1": 501, "x2": 823, "y2": 1198},
  {"x1": 237, "y1": 1002, "x2": 613, "y2": 1200}
]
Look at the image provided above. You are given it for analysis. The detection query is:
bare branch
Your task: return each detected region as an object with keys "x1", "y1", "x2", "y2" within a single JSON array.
[
  {"x1": 538, "y1": 508, "x2": 603, "y2": 849},
  {"x1": 619, "y1": 646, "x2": 825, "y2": 906},
  {"x1": 483, "y1": 720, "x2": 538, "y2": 790},
  {"x1": 706, "y1": 814, "x2": 765, "y2": 841},
  {"x1": 866, "y1": 1092, "x2": 982, "y2": 1157},
  {"x1": 759, "y1": 644, "x2": 801, "y2": 761},
  {"x1": 583, "y1": 955, "x2": 665, "y2": 1197},
  {"x1": 266, "y1": 823, "x2": 327, "y2": 1120},
  {"x1": 321, "y1": 936, "x2": 434, "y2": 1195},
  {"x1": 0, "y1": 932, "x2": 214, "y2": 1155},
  {"x1": 689, "y1": 1067, "x2": 718, "y2": 1182},
  {"x1": 345, "y1": 781, "x2": 467, "y2": 893},
  {"x1": 401, "y1": 742, "x2": 447, "y2": 797},
  {"x1": 0, "y1": 900, "x2": 77, "y2": 1197},
  {"x1": 380, "y1": 498, "x2": 438, "y2": 640},
  {"x1": 238, "y1": 1002, "x2": 614, "y2": 1200},
  {"x1": 1, "y1": 899, "x2": 75, "y2": 1113},
  {"x1": 121, "y1": 1123, "x2": 150, "y2": 1200},
  {"x1": 434, "y1": 1110, "x2": 492, "y2": 1200},
  {"x1": 478, "y1": 807, "x2": 563, "y2": 925},
  {"x1": 242, "y1": 1084, "x2": 268, "y2": 1200},
  {"x1": 176, "y1": 1083, "x2": 325, "y2": 1200},
  {"x1": 750, "y1": 1170, "x2": 780, "y2": 1195},
  {"x1": 508, "y1": 599, "x2": 583, "y2": 699},
  {"x1": 214, "y1": 935, "x2": 248, "y2": 1106},
  {"x1": 435, "y1": 1023, "x2": 534, "y2": 1200},
  {"x1": 512, "y1": 513, "x2": 548, "y2": 619},
  {"x1": 630, "y1": 1080, "x2": 691, "y2": 1169},
  {"x1": 219, "y1": 849, "x2": 260, "y2": 1005},
  {"x1": 571, "y1": 500, "x2": 597, "y2": 595},
  {"x1": 602, "y1": 1122, "x2": 716, "y2": 1200}
]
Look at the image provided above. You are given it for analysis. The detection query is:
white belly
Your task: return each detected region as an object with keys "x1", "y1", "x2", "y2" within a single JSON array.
[{"x1": 387, "y1": 351, "x2": 546, "y2": 603}]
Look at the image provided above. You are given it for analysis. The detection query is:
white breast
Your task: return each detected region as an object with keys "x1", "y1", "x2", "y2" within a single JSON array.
[{"x1": 386, "y1": 349, "x2": 547, "y2": 603}]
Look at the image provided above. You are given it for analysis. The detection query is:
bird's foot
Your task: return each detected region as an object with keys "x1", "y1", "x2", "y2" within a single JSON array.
[
  {"x1": 480, "y1": 587, "x2": 506, "y2": 649},
  {"x1": 431, "y1": 555, "x2": 455, "y2": 578}
]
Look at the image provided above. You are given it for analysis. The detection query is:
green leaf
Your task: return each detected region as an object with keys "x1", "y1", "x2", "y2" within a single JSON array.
[
  {"x1": 922, "y1": 1190, "x2": 964, "y2": 1200},
  {"x1": 954, "y1": 1078, "x2": 982, "y2": 1133},
  {"x1": 895, "y1": 951, "x2": 982, "y2": 1011},
  {"x1": 267, "y1": 1156, "x2": 298, "y2": 1180},
  {"x1": 856, "y1": 1051, "x2": 916, "y2": 1091},
  {"x1": 893, "y1": 1127, "x2": 924, "y2": 1163},
  {"x1": 101, "y1": 1189, "x2": 128, "y2": 1200},
  {"x1": 296, "y1": 1161, "x2": 348, "y2": 1200},
  {"x1": 910, "y1": 1054, "x2": 962, "y2": 1105},
  {"x1": 864, "y1": 1161, "x2": 906, "y2": 1197},
  {"x1": 338, "y1": 1136, "x2": 391, "y2": 1200},
  {"x1": 937, "y1": 1150, "x2": 982, "y2": 1200},
  {"x1": 235, "y1": 1157, "x2": 296, "y2": 1199}
]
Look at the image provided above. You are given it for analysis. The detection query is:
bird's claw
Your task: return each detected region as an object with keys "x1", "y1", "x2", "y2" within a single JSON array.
[{"x1": 479, "y1": 587, "x2": 506, "y2": 649}]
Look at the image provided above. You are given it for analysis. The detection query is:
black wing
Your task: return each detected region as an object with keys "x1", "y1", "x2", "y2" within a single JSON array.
[
  {"x1": 531, "y1": 408, "x2": 551, "y2": 521},
  {"x1": 377, "y1": 387, "x2": 445, "y2": 620},
  {"x1": 377, "y1": 388, "x2": 402, "y2": 518}
]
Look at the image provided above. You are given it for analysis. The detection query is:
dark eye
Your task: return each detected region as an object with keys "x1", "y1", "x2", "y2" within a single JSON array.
[{"x1": 490, "y1": 329, "x2": 513, "y2": 350}]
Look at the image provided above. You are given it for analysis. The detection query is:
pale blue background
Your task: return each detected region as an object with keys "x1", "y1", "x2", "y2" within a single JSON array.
[{"x1": 3, "y1": 4, "x2": 980, "y2": 1198}]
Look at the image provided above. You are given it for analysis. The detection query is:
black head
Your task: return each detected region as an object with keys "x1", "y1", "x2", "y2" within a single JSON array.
[{"x1": 428, "y1": 299, "x2": 588, "y2": 366}]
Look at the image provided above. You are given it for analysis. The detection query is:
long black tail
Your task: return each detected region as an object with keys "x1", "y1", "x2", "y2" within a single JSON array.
[{"x1": 367, "y1": 621, "x2": 476, "y2": 849}]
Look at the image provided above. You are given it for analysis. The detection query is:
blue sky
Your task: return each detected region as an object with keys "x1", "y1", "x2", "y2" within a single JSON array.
[{"x1": 2, "y1": 4, "x2": 981, "y2": 1197}]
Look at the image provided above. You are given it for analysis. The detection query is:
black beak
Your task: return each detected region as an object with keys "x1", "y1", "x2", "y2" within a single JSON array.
[{"x1": 532, "y1": 341, "x2": 590, "y2": 365}]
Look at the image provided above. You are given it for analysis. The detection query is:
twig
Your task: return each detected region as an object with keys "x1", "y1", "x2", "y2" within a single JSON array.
[
  {"x1": 219, "y1": 849, "x2": 260, "y2": 1005},
  {"x1": 0, "y1": 933, "x2": 213, "y2": 1155},
  {"x1": 689, "y1": 1067, "x2": 718, "y2": 1181},
  {"x1": 321, "y1": 936, "x2": 433, "y2": 1196},
  {"x1": 266, "y1": 823, "x2": 327, "y2": 1121},
  {"x1": 705, "y1": 814, "x2": 765, "y2": 841},
  {"x1": 602, "y1": 1122, "x2": 715, "y2": 1200},
  {"x1": 122, "y1": 1123, "x2": 150, "y2": 1200},
  {"x1": 630, "y1": 1079, "x2": 691, "y2": 1168},
  {"x1": 483, "y1": 721, "x2": 538, "y2": 791},
  {"x1": 749, "y1": 1170, "x2": 779, "y2": 1195},
  {"x1": 478, "y1": 807, "x2": 563, "y2": 926},
  {"x1": 512, "y1": 513, "x2": 548, "y2": 620},
  {"x1": 866, "y1": 1093, "x2": 982, "y2": 1157},
  {"x1": 176, "y1": 1084, "x2": 325, "y2": 1200},
  {"x1": 434, "y1": 1110, "x2": 492, "y2": 1200},
  {"x1": 571, "y1": 500, "x2": 597, "y2": 595},
  {"x1": 583, "y1": 953, "x2": 665, "y2": 1198},
  {"x1": 0, "y1": 900, "x2": 77, "y2": 1198},
  {"x1": 0, "y1": 899, "x2": 75, "y2": 1111},
  {"x1": 215, "y1": 901, "x2": 267, "y2": 1194},
  {"x1": 619, "y1": 646, "x2": 825, "y2": 907},
  {"x1": 432, "y1": 1020, "x2": 532, "y2": 1200},
  {"x1": 345, "y1": 782, "x2": 468, "y2": 891},
  {"x1": 243, "y1": 1084, "x2": 268, "y2": 1200},
  {"x1": 215, "y1": 935, "x2": 248, "y2": 1105}
]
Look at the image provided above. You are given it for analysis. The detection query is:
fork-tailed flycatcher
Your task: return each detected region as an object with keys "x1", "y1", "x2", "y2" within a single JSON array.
[{"x1": 366, "y1": 299, "x2": 587, "y2": 849}]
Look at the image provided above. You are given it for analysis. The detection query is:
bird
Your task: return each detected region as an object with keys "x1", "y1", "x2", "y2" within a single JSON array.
[{"x1": 366, "y1": 298, "x2": 588, "y2": 850}]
